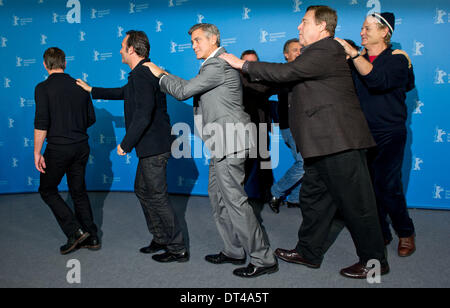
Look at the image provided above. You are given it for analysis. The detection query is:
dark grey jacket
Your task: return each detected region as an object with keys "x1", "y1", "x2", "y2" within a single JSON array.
[{"x1": 245, "y1": 37, "x2": 376, "y2": 159}]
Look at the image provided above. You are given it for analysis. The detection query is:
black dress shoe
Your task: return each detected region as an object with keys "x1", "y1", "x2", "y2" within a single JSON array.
[
  {"x1": 205, "y1": 252, "x2": 246, "y2": 265},
  {"x1": 152, "y1": 251, "x2": 189, "y2": 263},
  {"x1": 275, "y1": 248, "x2": 320, "y2": 268},
  {"x1": 140, "y1": 241, "x2": 167, "y2": 254},
  {"x1": 233, "y1": 263, "x2": 279, "y2": 278},
  {"x1": 340, "y1": 262, "x2": 390, "y2": 279},
  {"x1": 268, "y1": 197, "x2": 282, "y2": 214},
  {"x1": 60, "y1": 229, "x2": 90, "y2": 255},
  {"x1": 78, "y1": 236, "x2": 101, "y2": 251},
  {"x1": 287, "y1": 202, "x2": 300, "y2": 208}
]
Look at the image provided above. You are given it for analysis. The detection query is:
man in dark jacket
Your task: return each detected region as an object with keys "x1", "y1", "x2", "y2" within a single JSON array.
[
  {"x1": 77, "y1": 30, "x2": 188, "y2": 263},
  {"x1": 34, "y1": 47, "x2": 98, "y2": 255},
  {"x1": 220, "y1": 5, "x2": 388, "y2": 279},
  {"x1": 336, "y1": 12, "x2": 416, "y2": 257}
]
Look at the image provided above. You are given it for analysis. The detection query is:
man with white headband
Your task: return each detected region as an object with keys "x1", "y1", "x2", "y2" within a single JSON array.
[{"x1": 336, "y1": 12, "x2": 416, "y2": 260}]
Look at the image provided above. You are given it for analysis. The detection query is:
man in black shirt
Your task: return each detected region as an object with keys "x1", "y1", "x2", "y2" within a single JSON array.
[
  {"x1": 34, "y1": 47, "x2": 98, "y2": 255},
  {"x1": 76, "y1": 30, "x2": 188, "y2": 263}
]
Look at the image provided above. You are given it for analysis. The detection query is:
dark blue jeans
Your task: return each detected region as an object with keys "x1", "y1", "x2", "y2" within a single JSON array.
[
  {"x1": 368, "y1": 129, "x2": 415, "y2": 241},
  {"x1": 134, "y1": 152, "x2": 186, "y2": 253},
  {"x1": 39, "y1": 142, "x2": 98, "y2": 238}
]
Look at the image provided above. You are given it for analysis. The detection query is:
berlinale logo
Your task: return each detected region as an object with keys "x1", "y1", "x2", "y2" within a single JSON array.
[
  {"x1": 170, "y1": 41, "x2": 178, "y2": 53},
  {"x1": 156, "y1": 21, "x2": 163, "y2": 32},
  {"x1": 413, "y1": 100, "x2": 424, "y2": 114},
  {"x1": 434, "y1": 68, "x2": 448, "y2": 84},
  {"x1": 41, "y1": 34, "x2": 47, "y2": 45},
  {"x1": 4, "y1": 77, "x2": 11, "y2": 88},
  {"x1": 242, "y1": 7, "x2": 251, "y2": 20},
  {"x1": 413, "y1": 157, "x2": 423, "y2": 171},
  {"x1": 434, "y1": 9, "x2": 447, "y2": 24},
  {"x1": 260, "y1": 30, "x2": 269, "y2": 43},
  {"x1": 434, "y1": 127, "x2": 446, "y2": 143},
  {"x1": 293, "y1": 0, "x2": 302, "y2": 13},
  {"x1": 413, "y1": 41, "x2": 424, "y2": 56},
  {"x1": 433, "y1": 185, "x2": 445, "y2": 199},
  {"x1": 118, "y1": 26, "x2": 124, "y2": 37}
]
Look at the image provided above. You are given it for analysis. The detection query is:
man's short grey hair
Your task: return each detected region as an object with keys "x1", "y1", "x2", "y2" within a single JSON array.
[{"x1": 188, "y1": 23, "x2": 221, "y2": 47}]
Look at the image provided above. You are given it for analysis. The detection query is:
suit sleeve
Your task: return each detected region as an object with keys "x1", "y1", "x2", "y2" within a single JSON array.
[
  {"x1": 34, "y1": 83, "x2": 50, "y2": 131},
  {"x1": 120, "y1": 70, "x2": 155, "y2": 153},
  {"x1": 361, "y1": 55, "x2": 413, "y2": 92},
  {"x1": 246, "y1": 45, "x2": 332, "y2": 83},
  {"x1": 91, "y1": 86, "x2": 125, "y2": 100},
  {"x1": 160, "y1": 58, "x2": 226, "y2": 101}
]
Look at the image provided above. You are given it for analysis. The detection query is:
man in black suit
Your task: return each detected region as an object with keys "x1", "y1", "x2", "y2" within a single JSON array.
[
  {"x1": 77, "y1": 30, "x2": 188, "y2": 263},
  {"x1": 220, "y1": 5, "x2": 389, "y2": 278}
]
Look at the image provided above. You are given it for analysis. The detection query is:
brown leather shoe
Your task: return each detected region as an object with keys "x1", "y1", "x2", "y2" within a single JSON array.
[
  {"x1": 340, "y1": 262, "x2": 390, "y2": 279},
  {"x1": 398, "y1": 236, "x2": 416, "y2": 257},
  {"x1": 274, "y1": 248, "x2": 320, "y2": 268}
]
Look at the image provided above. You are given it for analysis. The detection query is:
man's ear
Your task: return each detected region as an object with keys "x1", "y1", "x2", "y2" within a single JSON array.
[
  {"x1": 43, "y1": 61, "x2": 49, "y2": 71},
  {"x1": 211, "y1": 34, "x2": 218, "y2": 46},
  {"x1": 127, "y1": 45, "x2": 135, "y2": 55}
]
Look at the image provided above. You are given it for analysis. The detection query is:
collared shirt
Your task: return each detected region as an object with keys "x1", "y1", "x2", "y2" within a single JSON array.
[
  {"x1": 160, "y1": 46, "x2": 223, "y2": 85},
  {"x1": 201, "y1": 46, "x2": 223, "y2": 67}
]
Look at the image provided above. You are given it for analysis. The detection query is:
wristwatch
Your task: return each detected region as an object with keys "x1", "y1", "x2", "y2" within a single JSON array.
[{"x1": 352, "y1": 48, "x2": 362, "y2": 60}]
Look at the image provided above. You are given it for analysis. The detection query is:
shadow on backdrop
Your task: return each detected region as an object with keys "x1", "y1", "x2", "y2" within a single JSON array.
[{"x1": 166, "y1": 97, "x2": 199, "y2": 251}]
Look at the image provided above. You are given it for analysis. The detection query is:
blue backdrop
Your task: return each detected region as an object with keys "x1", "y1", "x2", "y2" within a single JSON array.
[{"x1": 0, "y1": 0, "x2": 449, "y2": 210}]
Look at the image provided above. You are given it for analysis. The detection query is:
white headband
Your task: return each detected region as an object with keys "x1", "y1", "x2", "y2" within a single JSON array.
[{"x1": 371, "y1": 13, "x2": 394, "y2": 35}]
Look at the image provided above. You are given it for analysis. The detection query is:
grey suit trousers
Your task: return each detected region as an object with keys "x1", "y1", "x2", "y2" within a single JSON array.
[{"x1": 208, "y1": 154, "x2": 276, "y2": 267}]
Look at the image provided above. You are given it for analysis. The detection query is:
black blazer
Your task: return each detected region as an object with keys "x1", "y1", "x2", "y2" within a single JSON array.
[
  {"x1": 91, "y1": 59, "x2": 174, "y2": 158},
  {"x1": 246, "y1": 37, "x2": 375, "y2": 159}
]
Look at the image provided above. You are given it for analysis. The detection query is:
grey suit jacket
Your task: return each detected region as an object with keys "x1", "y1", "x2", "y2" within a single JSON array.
[{"x1": 160, "y1": 47, "x2": 254, "y2": 159}]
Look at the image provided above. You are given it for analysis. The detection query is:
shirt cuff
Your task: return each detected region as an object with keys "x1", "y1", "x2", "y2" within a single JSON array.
[{"x1": 159, "y1": 74, "x2": 167, "y2": 86}]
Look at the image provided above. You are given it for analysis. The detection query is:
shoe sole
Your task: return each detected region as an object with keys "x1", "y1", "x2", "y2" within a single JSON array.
[
  {"x1": 140, "y1": 248, "x2": 166, "y2": 254},
  {"x1": 152, "y1": 257, "x2": 190, "y2": 263},
  {"x1": 398, "y1": 248, "x2": 416, "y2": 257},
  {"x1": 276, "y1": 255, "x2": 320, "y2": 269},
  {"x1": 233, "y1": 266, "x2": 279, "y2": 278},
  {"x1": 80, "y1": 244, "x2": 102, "y2": 251},
  {"x1": 61, "y1": 232, "x2": 90, "y2": 255},
  {"x1": 340, "y1": 268, "x2": 390, "y2": 279},
  {"x1": 205, "y1": 258, "x2": 246, "y2": 265}
]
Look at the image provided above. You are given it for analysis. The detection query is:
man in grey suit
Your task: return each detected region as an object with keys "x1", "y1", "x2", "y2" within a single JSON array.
[{"x1": 144, "y1": 23, "x2": 277, "y2": 278}]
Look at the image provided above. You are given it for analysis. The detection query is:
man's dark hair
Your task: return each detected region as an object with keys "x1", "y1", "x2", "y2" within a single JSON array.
[
  {"x1": 43, "y1": 47, "x2": 66, "y2": 70},
  {"x1": 306, "y1": 5, "x2": 338, "y2": 36},
  {"x1": 283, "y1": 38, "x2": 300, "y2": 54},
  {"x1": 125, "y1": 30, "x2": 150, "y2": 58},
  {"x1": 240, "y1": 50, "x2": 259, "y2": 61}
]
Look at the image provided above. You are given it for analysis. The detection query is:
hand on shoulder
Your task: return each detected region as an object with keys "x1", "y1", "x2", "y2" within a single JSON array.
[{"x1": 392, "y1": 49, "x2": 412, "y2": 69}]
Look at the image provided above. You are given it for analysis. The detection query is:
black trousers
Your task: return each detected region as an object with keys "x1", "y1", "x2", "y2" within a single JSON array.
[
  {"x1": 39, "y1": 142, "x2": 98, "y2": 238},
  {"x1": 134, "y1": 152, "x2": 186, "y2": 254},
  {"x1": 295, "y1": 149, "x2": 386, "y2": 266},
  {"x1": 368, "y1": 129, "x2": 415, "y2": 241}
]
